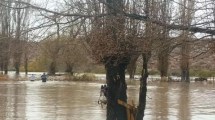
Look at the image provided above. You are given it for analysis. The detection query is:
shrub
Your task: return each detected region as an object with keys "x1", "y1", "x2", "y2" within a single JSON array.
[
  {"x1": 148, "y1": 70, "x2": 160, "y2": 75},
  {"x1": 71, "y1": 73, "x2": 97, "y2": 81},
  {"x1": 81, "y1": 73, "x2": 96, "y2": 81},
  {"x1": 169, "y1": 70, "x2": 181, "y2": 77}
]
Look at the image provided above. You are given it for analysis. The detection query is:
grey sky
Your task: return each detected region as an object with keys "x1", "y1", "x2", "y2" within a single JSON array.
[{"x1": 27, "y1": 0, "x2": 214, "y2": 40}]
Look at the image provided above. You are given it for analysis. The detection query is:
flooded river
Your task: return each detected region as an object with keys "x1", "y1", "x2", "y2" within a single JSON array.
[{"x1": 0, "y1": 81, "x2": 214, "y2": 120}]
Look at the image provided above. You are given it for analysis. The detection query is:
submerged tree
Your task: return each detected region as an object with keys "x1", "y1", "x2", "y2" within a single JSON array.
[
  {"x1": 0, "y1": 0, "x2": 12, "y2": 74},
  {"x1": 40, "y1": 35, "x2": 63, "y2": 75},
  {"x1": 156, "y1": 0, "x2": 172, "y2": 81},
  {"x1": 179, "y1": 0, "x2": 195, "y2": 82},
  {"x1": 12, "y1": 0, "x2": 31, "y2": 75},
  {"x1": 89, "y1": 0, "x2": 138, "y2": 119}
]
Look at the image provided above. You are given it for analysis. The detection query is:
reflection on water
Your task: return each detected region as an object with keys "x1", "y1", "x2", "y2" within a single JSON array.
[
  {"x1": 0, "y1": 81, "x2": 215, "y2": 120},
  {"x1": 178, "y1": 83, "x2": 190, "y2": 120}
]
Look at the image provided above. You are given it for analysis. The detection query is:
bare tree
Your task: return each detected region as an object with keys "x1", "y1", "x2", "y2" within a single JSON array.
[
  {"x1": 61, "y1": 37, "x2": 89, "y2": 75},
  {"x1": 126, "y1": 1, "x2": 141, "y2": 79},
  {"x1": 156, "y1": 0, "x2": 172, "y2": 81},
  {"x1": 88, "y1": 0, "x2": 140, "y2": 119},
  {"x1": 48, "y1": 15, "x2": 61, "y2": 75},
  {"x1": 136, "y1": 0, "x2": 151, "y2": 119},
  {"x1": 12, "y1": 0, "x2": 31, "y2": 75},
  {"x1": 0, "y1": 0, "x2": 12, "y2": 74},
  {"x1": 179, "y1": 0, "x2": 195, "y2": 82}
]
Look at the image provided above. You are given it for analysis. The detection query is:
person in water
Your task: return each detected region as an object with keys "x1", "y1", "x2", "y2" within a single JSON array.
[
  {"x1": 100, "y1": 85, "x2": 108, "y2": 97},
  {"x1": 30, "y1": 74, "x2": 35, "y2": 81},
  {"x1": 98, "y1": 84, "x2": 108, "y2": 106},
  {"x1": 41, "y1": 73, "x2": 47, "y2": 82}
]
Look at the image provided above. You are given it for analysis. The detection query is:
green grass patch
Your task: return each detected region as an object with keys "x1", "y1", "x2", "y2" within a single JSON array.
[{"x1": 190, "y1": 69, "x2": 215, "y2": 78}]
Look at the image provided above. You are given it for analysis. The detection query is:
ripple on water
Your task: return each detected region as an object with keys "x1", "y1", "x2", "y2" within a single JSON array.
[{"x1": 0, "y1": 81, "x2": 215, "y2": 120}]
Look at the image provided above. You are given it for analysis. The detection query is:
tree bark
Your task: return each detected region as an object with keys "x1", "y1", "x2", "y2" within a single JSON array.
[
  {"x1": 136, "y1": 52, "x2": 151, "y2": 120},
  {"x1": 105, "y1": 57, "x2": 128, "y2": 120},
  {"x1": 136, "y1": 0, "x2": 151, "y2": 119}
]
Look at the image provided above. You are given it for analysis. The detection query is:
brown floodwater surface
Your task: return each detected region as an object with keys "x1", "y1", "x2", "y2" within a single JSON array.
[{"x1": 0, "y1": 81, "x2": 214, "y2": 120}]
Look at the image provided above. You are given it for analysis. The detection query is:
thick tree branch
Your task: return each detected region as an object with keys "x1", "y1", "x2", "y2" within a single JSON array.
[
  {"x1": 6, "y1": 0, "x2": 215, "y2": 35},
  {"x1": 124, "y1": 13, "x2": 215, "y2": 35}
]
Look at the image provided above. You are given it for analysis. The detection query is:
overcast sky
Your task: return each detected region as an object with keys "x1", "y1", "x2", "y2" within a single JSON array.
[{"x1": 27, "y1": 0, "x2": 214, "y2": 40}]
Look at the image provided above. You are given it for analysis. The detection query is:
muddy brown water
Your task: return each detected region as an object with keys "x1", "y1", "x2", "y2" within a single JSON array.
[{"x1": 0, "y1": 81, "x2": 214, "y2": 120}]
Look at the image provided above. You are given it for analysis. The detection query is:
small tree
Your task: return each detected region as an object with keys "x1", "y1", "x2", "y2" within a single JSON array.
[
  {"x1": 61, "y1": 37, "x2": 89, "y2": 75},
  {"x1": 40, "y1": 35, "x2": 63, "y2": 75}
]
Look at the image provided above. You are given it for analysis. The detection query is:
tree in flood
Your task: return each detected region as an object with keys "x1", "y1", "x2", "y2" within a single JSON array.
[
  {"x1": 89, "y1": 0, "x2": 136, "y2": 119},
  {"x1": 156, "y1": 0, "x2": 172, "y2": 81},
  {"x1": 125, "y1": 1, "x2": 141, "y2": 80},
  {"x1": 12, "y1": 0, "x2": 30, "y2": 75},
  {"x1": 61, "y1": 37, "x2": 89, "y2": 75},
  {"x1": 40, "y1": 35, "x2": 64, "y2": 75},
  {"x1": 0, "y1": 0, "x2": 12, "y2": 74},
  {"x1": 136, "y1": 0, "x2": 154, "y2": 119},
  {"x1": 0, "y1": 0, "x2": 31, "y2": 75},
  {"x1": 179, "y1": 0, "x2": 195, "y2": 82}
]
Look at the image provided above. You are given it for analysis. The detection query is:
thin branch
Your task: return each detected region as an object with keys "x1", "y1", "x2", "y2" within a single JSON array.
[{"x1": 5, "y1": 0, "x2": 109, "y2": 17}]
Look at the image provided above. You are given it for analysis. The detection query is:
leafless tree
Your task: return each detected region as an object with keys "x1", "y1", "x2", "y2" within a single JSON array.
[
  {"x1": 89, "y1": 1, "x2": 135, "y2": 119},
  {"x1": 179, "y1": 0, "x2": 195, "y2": 82},
  {"x1": 11, "y1": 0, "x2": 31, "y2": 75},
  {"x1": 126, "y1": 1, "x2": 141, "y2": 79},
  {"x1": 156, "y1": 0, "x2": 172, "y2": 81},
  {"x1": 0, "y1": 0, "x2": 12, "y2": 74}
]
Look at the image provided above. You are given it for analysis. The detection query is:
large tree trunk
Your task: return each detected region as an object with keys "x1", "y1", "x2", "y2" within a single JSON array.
[
  {"x1": 105, "y1": 58, "x2": 128, "y2": 120},
  {"x1": 136, "y1": 0, "x2": 151, "y2": 119},
  {"x1": 104, "y1": 0, "x2": 128, "y2": 119},
  {"x1": 136, "y1": 53, "x2": 151, "y2": 120}
]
